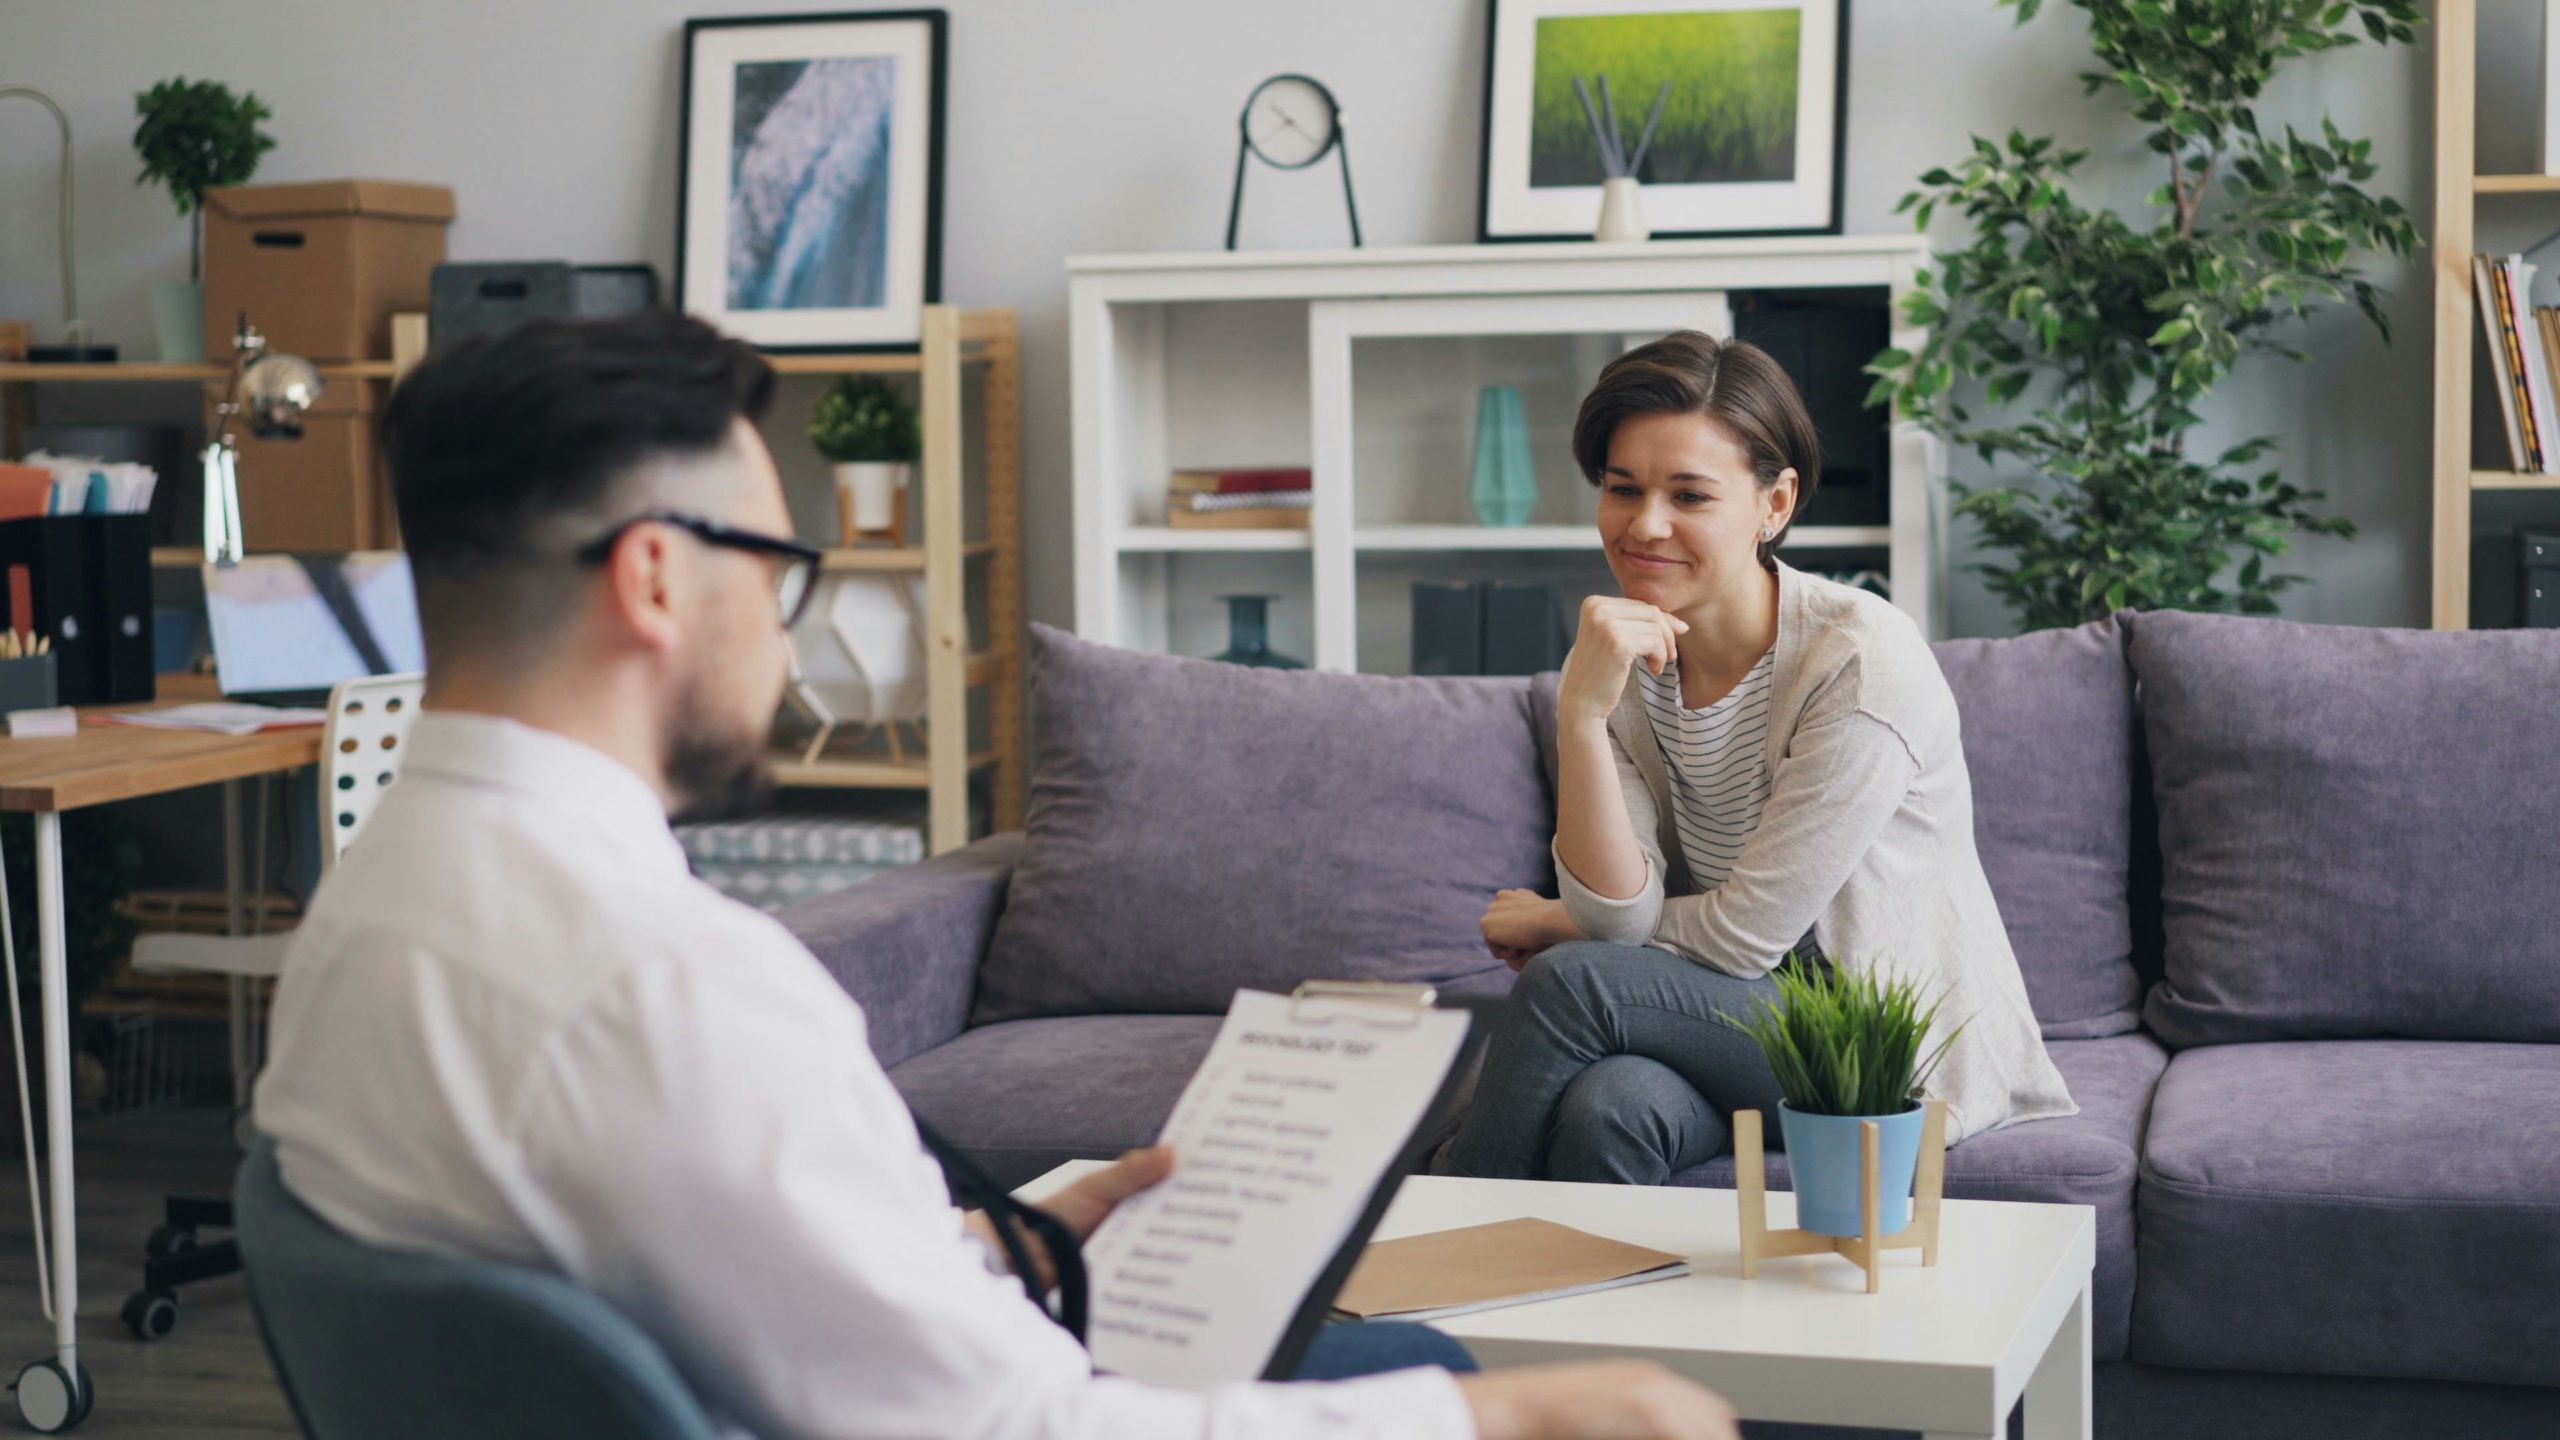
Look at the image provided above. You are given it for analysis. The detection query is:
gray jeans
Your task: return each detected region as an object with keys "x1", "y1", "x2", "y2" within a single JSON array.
[{"x1": 1433, "y1": 941, "x2": 1790, "y2": 1185}]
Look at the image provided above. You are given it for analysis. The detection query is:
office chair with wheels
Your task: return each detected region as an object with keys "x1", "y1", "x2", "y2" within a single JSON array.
[
  {"x1": 121, "y1": 673, "x2": 425, "y2": 1342},
  {"x1": 234, "y1": 1137, "x2": 722, "y2": 1440}
]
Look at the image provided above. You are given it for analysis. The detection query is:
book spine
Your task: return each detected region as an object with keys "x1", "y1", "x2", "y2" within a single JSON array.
[
  {"x1": 2496, "y1": 260, "x2": 2543, "y2": 470},
  {"x1": 1174, "y1": 489, "x2": 1313, "y2": 514},
  {"x1": 2480, "y1": 256, "x2": 2527, "y2": 470},
  {"x1": 2525, "y1": 264, "x2": 2560, "y2": 475},
  {"x1": 1170, "y1": 468, "x2": 1315, "y2": 495},
  {"x1": 1164, "y1": 506, "x2": 1314, "y2": 530}
]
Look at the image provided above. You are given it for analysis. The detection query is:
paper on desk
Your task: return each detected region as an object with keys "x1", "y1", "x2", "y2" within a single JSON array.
[
  {"x1": 1079, "y1": 989, "x2": 1471, "y2": 1391},
  {"x1": 103, "y1": 703, "x2": 327, "y2": 736}
]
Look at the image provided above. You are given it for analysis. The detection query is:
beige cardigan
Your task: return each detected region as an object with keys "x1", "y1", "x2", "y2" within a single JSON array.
[{"x1": 1556, "y1": 563, "x2": 2077, "y2": 1144}]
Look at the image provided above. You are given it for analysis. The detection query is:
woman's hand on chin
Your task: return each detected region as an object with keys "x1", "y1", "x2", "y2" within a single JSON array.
[
  {"x1": 1559, "y1": 596, "x2": 1687, "y2": 729},
  {"x1": 1483, "y1": 889, "x2": 1575, "y2": 970}
]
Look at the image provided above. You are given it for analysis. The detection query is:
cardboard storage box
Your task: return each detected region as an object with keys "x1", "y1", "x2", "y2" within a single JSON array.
[
  {"x1": 203, "y1": 377, "x2": 393, "y2": 554},
  {"x1": 203, "y1": 180, "x2": 455, "y2": 363}
]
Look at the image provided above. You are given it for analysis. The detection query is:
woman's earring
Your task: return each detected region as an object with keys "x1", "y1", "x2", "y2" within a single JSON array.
[{"x1": 1759, "y1": 527, "x2": 1776, "y2": 542}]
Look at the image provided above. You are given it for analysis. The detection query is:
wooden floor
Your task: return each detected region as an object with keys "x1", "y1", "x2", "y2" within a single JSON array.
[{"x1": 0, "y1": 1105, "x2": 295, "y2": 1437}]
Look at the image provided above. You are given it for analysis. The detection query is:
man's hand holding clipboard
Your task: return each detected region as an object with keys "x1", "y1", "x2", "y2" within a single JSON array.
[{"x1": 1059, "y1": 983, "x2": 1739, "y2": 1440}]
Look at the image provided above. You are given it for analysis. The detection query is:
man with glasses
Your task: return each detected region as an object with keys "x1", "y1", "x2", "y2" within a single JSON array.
[{"x1": 252, "y1": 313, "x2": 1736, "y2": 1440}]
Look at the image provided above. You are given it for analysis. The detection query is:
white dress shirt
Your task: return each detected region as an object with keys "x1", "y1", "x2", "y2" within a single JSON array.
[{"x1": 255, "y1": 712, "x2": 1473, "y2": 1440}]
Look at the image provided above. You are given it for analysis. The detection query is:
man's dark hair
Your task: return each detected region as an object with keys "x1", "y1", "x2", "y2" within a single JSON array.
[{"x1": 381, "y1": 311, "x2": 774, "y2": 658}]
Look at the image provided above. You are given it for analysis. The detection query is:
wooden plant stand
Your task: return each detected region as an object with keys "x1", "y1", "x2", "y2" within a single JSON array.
[{"x1": 1735, "y1": 1099, "x2": 1948, "y2": 1294}]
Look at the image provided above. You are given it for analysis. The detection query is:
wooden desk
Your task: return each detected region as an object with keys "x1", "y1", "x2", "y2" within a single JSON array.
[
  {"x1": 1, "y1": 674, "x2": 320, "y2": 1429},
  {"x1": 0, "y1": 676, "x2": 321, "y2": 813}
]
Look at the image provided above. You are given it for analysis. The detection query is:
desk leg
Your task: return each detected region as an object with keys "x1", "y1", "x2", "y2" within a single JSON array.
[
  {"x1": 222, "y1": 780, "x2": 248, "y2": 1110},
  {"x1": 2023, "y1": 1280, "x2": 2092, "y2": 1440},
  {"x1": 11, "y1": 811, "x2": 92, "y2": 1430}
]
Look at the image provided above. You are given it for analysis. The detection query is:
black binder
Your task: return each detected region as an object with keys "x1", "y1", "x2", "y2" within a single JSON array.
[{"x1": 0, "y1": 515, "x2": 158, "y2": 705}]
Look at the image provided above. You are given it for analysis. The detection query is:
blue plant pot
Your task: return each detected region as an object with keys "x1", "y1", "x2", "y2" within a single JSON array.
[{"x1": 1777, "y1": 1101, "x2": 1927, "y2": 1238}]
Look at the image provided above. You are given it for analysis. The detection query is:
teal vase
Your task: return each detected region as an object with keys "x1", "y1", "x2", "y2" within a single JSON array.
[
  {"x1": 1211, "y1": 595, "x2": 1304, "y2": 669},
  {"x1": 1777, "y1": 1101, "x2": 1928, "y2": 1238},
  {"x1": 1469, "y1": 384, "x2": 1536, "y2": 526}
]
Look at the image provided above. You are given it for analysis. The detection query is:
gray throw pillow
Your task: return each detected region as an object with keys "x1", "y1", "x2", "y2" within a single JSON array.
[
  {"x1": 973, "y1": 626, "x2": 1547, "y2": 1024},
  {"x1": 1932, "y1": 618, "x2": 2144, "y2": 1039},
  {"x1": 2127, "y1": 610, "x2": 2560, "y2": 1046}
]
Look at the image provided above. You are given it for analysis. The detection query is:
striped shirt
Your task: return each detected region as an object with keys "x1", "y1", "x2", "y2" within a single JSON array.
[{"x1": 1637, "y1": 647, "x2": 1776, "y2": 894}]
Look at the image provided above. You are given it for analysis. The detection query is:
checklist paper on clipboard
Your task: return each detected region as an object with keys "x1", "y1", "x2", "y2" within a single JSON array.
[{"x1": 1078, "y1": 983, "x2": 1473, "y2": 1390}]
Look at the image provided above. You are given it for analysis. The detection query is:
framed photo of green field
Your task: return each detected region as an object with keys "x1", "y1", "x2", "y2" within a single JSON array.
[{"x1": 1477, "y1": 0, "x2": 1845, "y2": 242}]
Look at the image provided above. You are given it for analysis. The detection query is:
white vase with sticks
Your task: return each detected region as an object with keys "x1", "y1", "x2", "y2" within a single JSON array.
[{"x1": 1573, "y1": 72, "x2": 1671, "y2": 244}]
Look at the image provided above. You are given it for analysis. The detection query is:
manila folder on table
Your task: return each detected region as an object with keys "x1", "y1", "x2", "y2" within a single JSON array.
[
  {"x1": 1079, "y1": 988, "x2": 1471, "y2": 1390},
  {"x1": 1332, "y1": 1216, "x2": 1690, "y2": 1324}
]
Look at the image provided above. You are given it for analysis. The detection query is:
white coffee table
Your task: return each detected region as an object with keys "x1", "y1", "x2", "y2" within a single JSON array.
[{"x1": 1028, "y1": 1163, "x2": 2094, "y2": 1439}]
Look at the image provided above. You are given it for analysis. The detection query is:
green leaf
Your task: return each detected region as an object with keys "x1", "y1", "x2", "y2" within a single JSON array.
[{"x1": 2150, "y1": 318, "x2": 2194, "y2": 346}]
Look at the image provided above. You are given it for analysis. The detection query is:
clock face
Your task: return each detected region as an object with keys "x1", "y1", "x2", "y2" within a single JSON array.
[{"x1": 1243, "y1": 75, "x2": 1339, "y2": 170}]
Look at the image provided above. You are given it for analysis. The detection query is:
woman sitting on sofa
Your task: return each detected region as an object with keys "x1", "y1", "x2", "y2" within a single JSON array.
[{"x1": 1433, "y1": 331, "x2": 2073, "y2": 1184}]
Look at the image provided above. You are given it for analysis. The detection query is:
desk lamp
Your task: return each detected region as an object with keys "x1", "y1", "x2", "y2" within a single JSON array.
[
  {"x1": 203, "y1": 315, "x2": 320, "y2": 563},
  {"x1": 0, "y1": 85, "x2": 116, "y2": 363}
]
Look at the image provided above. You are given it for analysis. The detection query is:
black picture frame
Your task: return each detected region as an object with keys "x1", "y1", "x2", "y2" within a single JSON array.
[
  {"x1": 676, "y1": 9, "x2": 948, "y2": 352},
  {"x1": 1475, "y1": 0, "x2": 1851, "y2": 244}
]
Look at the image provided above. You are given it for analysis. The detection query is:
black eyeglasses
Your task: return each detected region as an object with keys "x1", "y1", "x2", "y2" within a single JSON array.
[{"x1": 576, "y1": 508, "x2": 824, "y2": 628}]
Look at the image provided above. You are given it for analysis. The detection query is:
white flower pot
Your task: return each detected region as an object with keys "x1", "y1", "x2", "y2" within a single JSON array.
[
  {"x1": 1595, "y1": 177, "x2": 1651, "y2": 244},
  {"x1": 151, "y1": 278, "x2": 205, "y2": 362},
  {"x1": 833, "y1": 461, "x2": 910, "y2": 543}
]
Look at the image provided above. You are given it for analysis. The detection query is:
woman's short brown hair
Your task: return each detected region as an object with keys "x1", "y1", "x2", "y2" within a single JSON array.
[{"x1": 1572, "y1": 330, "x2": 1822, "y2": 570}]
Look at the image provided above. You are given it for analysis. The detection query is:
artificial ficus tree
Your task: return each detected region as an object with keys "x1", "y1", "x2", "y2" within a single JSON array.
[{"x1": 1869, "y1": 0, "x2": 2422, "y2": 630}]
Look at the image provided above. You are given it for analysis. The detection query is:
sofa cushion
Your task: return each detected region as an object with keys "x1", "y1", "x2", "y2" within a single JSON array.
[
  {"x1": 2127, "y1": 611, "x2": 2560, "y2": 1045},
  {"x1": 2131, "y1": 1041, "x2": 2560, "y2": 1387},
  {"x1": 1677, "y1": 1031, "x2": 2165, "y2": 1362},
  {"x1": 890, "y1": 1014, "x2": 1224, "y2": 1190},
  {"x1": 1931, "y1": 617, "x2": 2143, "y2": 1039},
  {"x1": 974, "y1": 626, "x2": 1542, "y2": 1024}
]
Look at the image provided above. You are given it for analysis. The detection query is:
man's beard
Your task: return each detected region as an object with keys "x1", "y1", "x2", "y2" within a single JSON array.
[{"x1": 664, "y1": 674, "x2": 774, "y2": 825}]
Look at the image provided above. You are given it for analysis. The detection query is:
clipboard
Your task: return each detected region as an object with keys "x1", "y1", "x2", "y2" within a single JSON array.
[
  {"x1": 1078, "y1": 981, "x2": 1481, "y2": 1390},
  {"x1": 1259, "y1": 982, "x2": 1479, "y2": 1382}
]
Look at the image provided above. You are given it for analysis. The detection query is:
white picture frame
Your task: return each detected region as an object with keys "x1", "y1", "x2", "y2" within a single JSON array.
[
  {"x1": 1477, "y1": 0, "x2": 1845, "y2": 242},
  {"x1": 677, "y1": 10, "x2": 946, "y2": 350}
]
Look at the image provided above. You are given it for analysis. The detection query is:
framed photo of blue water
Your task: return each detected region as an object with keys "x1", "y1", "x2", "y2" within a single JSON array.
[
  {"x1": 1477, "y1": 0, "x2": 1845, "y2": 241},
  {"x1": 678, "y1": 10, "x2": 947, "y2": 350}
]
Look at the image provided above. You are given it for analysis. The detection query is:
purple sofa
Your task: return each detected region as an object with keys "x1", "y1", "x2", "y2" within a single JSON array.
[{"x1": 781, "y1": 616, "x2": 2560, "y2": 1440}]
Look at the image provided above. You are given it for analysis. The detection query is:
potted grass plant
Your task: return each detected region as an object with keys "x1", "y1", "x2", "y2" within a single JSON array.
[
  {"x1": 810, "y1": 376, "x2": 920, "y2": 546},
  {"x1": 1728, "y1": 962, "x2": 1960, "y2": 1238}
]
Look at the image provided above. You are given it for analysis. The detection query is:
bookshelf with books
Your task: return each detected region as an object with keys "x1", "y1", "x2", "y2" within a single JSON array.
[
  {"x1": 2434, "y1": 0, "x2": 2560, "y2": 628},
  {"x1": 1068, "y1": 239, "x2": 1943, "y2": 673}
]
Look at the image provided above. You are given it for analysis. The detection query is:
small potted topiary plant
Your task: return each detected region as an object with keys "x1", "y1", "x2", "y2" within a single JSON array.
[
  {"x1": 809, "y1": 376, "x2": 920, "y2": 546},
  {"x1": 133, "y1": 77, "x2": 276, "y2": 362},
  {"x1": 1728, "y1": 961, "x2": 1961, "y2": 1238}
]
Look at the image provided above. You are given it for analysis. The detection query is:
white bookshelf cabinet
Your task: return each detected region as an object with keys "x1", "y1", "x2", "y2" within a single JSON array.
[{"x1": 1067, "y1": 237, "x2": 1945, "y2": 672}]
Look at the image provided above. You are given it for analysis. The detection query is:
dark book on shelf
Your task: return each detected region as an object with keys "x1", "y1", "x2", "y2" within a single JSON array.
[
  {"x1": 1412, "y1": 581, "x2": 1483, "y2": 677},
  {"x1": 1411, "y1": 581, "x2": 1568, "y2": 677}
]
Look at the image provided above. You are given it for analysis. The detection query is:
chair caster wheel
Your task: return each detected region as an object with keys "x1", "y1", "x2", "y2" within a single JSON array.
[
  {"x1": 122, "y1": 1288, "x2": 178, "y2": 1342},
  {"x1": 11, "y1": 1358, "x2": 93, "y2": 1432},
  {"x1": 144, "y1": 1224, "x2": 197, "y2": 1260}
]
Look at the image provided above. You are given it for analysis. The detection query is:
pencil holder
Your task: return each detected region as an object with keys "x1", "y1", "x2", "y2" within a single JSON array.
[{"x1": 0, "y1": 654, "x2": 59, "y2": 714}]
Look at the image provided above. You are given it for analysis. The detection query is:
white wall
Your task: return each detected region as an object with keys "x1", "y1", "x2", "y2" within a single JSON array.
[{"x1": 0, "y1": 0, "x2": 2448, "y2": 635}]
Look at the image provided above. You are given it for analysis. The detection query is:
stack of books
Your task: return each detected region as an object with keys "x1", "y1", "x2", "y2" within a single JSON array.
[
  {"x1": 2475, "y1": 253, "x2": 2560, "y2": 475},
  {"x1": 1165, "y1": 467, "x2": 1313, "y2": 529}
]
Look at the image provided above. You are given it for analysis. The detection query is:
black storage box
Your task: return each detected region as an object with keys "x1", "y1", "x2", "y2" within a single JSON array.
[
  {"x1": 430, "y1": 262, "x2": 661, "y2": 347},
  {"x1": 2521, "y1": 531, "x2": 2560, "y2": 629}
]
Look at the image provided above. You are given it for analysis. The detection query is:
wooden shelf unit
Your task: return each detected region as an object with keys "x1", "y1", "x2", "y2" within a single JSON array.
[
  {"x1": 774, "y1": 306, "x2": 1027, "y2": 853},
  {"x1": 2432, "y1": 0, "x2": 2560, "y2": 626},
  {"x1": 5, "y1": 306, "x2": 1029, "y2": 856}
]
